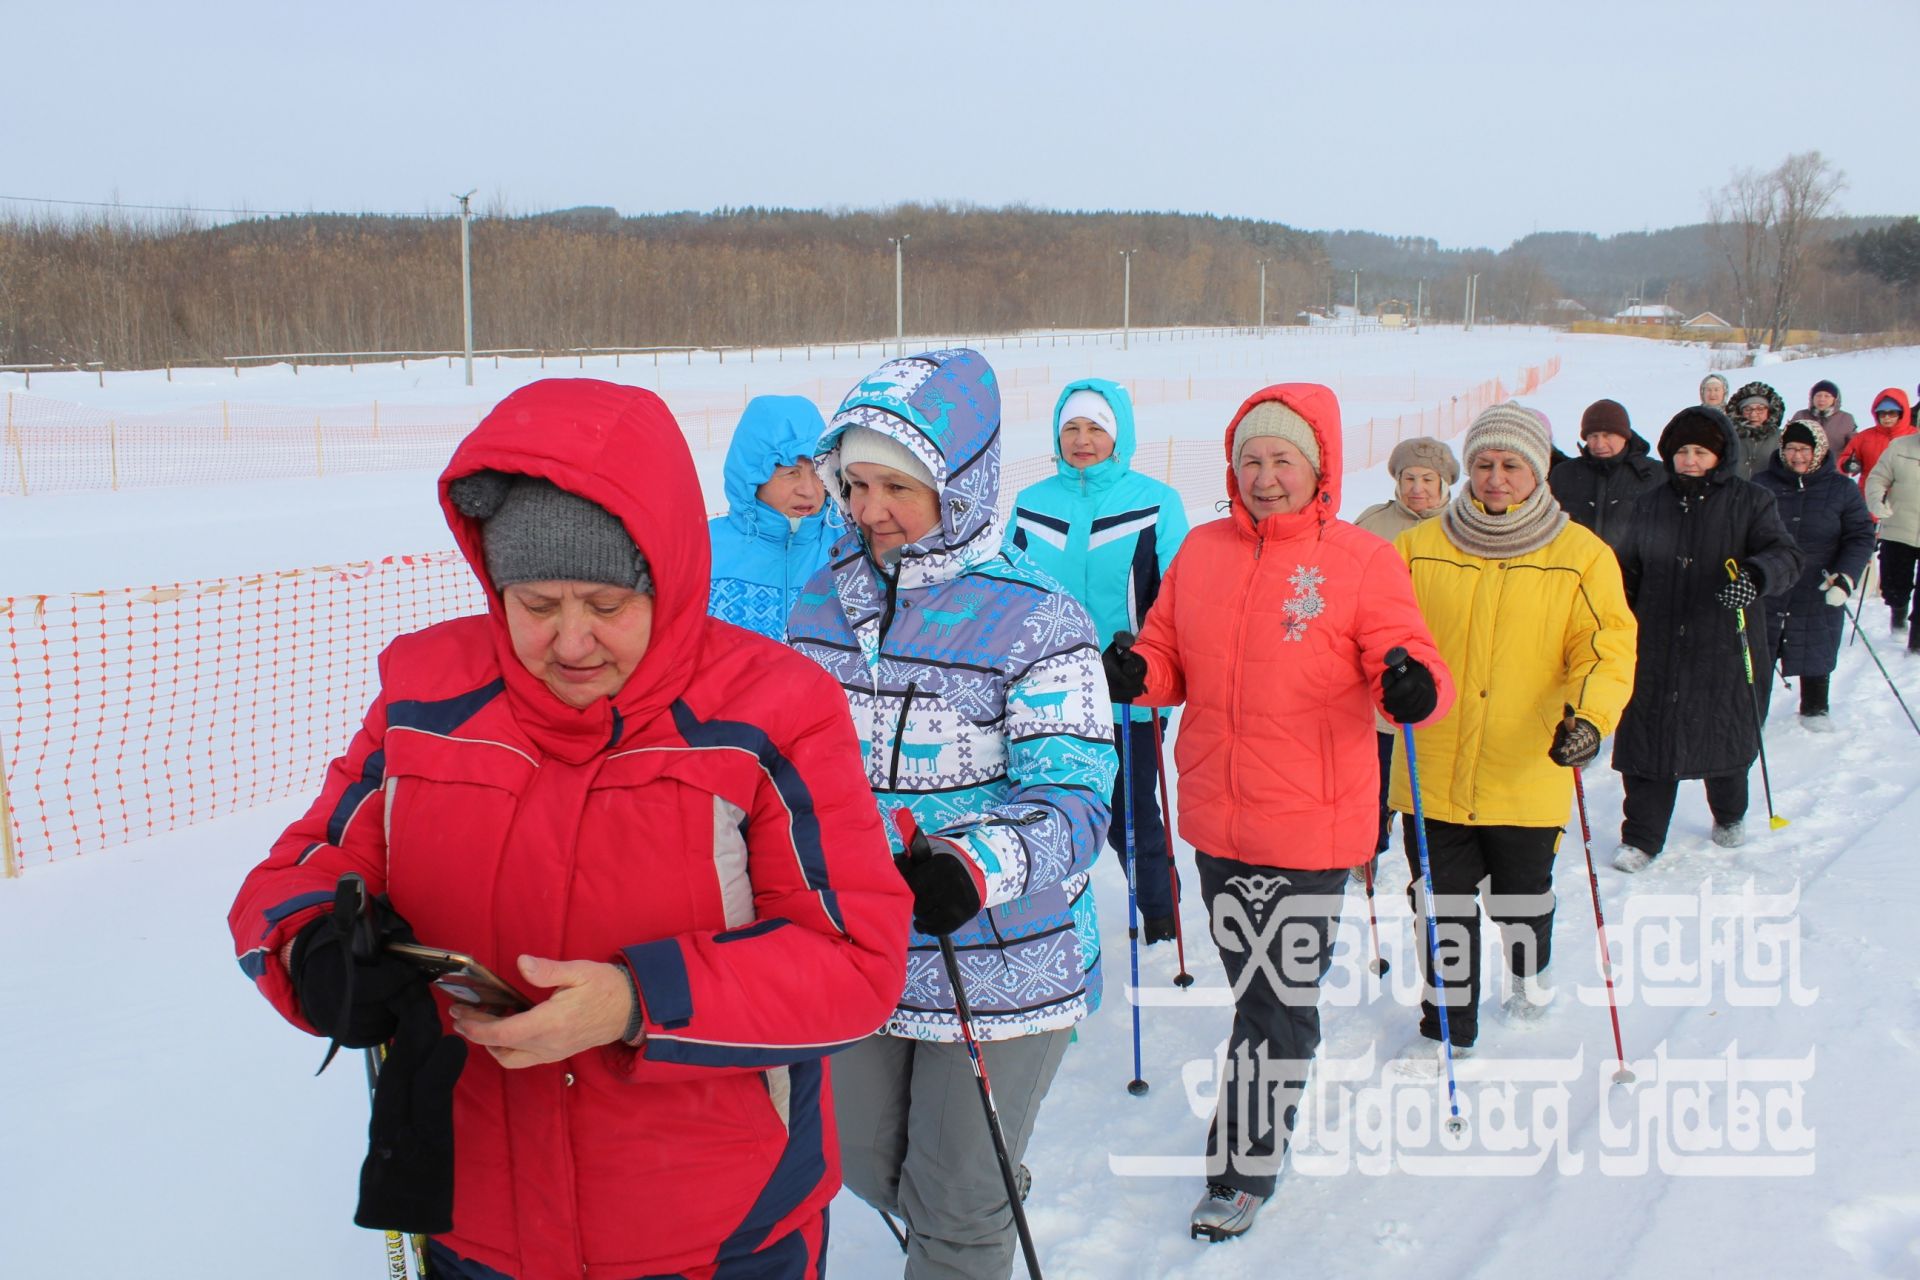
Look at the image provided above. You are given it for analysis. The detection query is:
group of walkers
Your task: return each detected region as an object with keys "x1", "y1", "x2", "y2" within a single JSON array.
[{"x1": 228, "y1": 353, "x2": 1919, "y2": 1278}]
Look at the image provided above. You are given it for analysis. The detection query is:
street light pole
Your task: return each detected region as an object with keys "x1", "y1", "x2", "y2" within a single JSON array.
[
  {"x1": 1415, "y1": 278, "x2": 1424, "y2": 332},
  {"x1": 1258, "y1": 259, "x2": 1267, "y2": 337},
  {"x1": 887, "y1": 234, "x2": 909, "y2": 348},
  {"x1": 1120, "y1": 249, "x2": 1136, "y2": 351},
  {"x1": 456, "y1": 189, "x2": 476, "y2": 386},
  {"x1": 1352, "y1": 269, "x2": 1361, "y2": 336}
]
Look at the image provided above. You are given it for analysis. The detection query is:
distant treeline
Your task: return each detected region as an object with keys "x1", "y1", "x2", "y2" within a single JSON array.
[{"x1": 0, "y1": 204, "x2": 1330, "y2": 370}]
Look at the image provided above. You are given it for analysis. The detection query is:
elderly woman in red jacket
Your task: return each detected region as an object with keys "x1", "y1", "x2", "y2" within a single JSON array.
[
  {"x1": 1104, "y1": 384, "x2": 1453, "y2": 1243},
  {"x1": 229, "y1": 379, "x2": 910, "y2": 1280}
]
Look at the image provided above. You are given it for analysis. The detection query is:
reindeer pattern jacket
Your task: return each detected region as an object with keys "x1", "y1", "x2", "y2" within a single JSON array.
[{"x1": 790, "y1": 349, "x2": 1119, "y2": 1043}]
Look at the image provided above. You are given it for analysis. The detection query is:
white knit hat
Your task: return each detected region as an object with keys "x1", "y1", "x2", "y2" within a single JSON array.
[
  {"x1": 835, "y1": 425, "x2": 937, "y2": 490},
  {"x1": 1233, "y1": 399, "x2": 1321, "y2": 473},
  {"x1": 1058, "y1": 388, "x2": 1117, "y2": 434},
  {"x1": 1462, "y1": 402, "x2": 1553, "y2": 482}
]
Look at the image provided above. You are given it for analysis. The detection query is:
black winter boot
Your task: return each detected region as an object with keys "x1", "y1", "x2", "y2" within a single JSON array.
[
  {"x1": 1909, "y1": 614, "x2": 1920, "y2": 653},
  {"x1": 1893, "y1": 601, "x2": 1909, "y2": 631}
]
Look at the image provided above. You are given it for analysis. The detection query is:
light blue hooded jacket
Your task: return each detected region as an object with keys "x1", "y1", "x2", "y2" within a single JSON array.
[
  {"x1": 1007, "y1": 378, "x2": 1190, "y2": 721},
  {"x1": 789, "y1": 349, "x2": 1116, "y2": 1043},
  {"x1": 706, "y1": 395, "x2": 835, "y2": 641}
]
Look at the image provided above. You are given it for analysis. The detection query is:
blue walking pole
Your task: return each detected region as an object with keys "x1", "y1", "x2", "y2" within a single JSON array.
[
  {"x1": 1386, "y1": 646, "x2": 1466, "y2": 1137},
  {"x1": 1115, "y1": 680, "x2": 1149, "y2": 1097}
]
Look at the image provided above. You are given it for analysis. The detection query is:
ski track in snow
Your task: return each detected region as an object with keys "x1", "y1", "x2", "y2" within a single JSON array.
[{"x1": 4, "y1": 331, "x2": 1919, "y2": 1278}]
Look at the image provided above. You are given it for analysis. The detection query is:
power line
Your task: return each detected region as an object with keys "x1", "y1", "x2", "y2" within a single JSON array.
[{"x1": 0, "y1": 193, "x2": 453, "y2": 218}]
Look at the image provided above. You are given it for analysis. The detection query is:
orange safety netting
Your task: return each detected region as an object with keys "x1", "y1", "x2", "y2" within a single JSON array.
[{"x1": 0, "y1": 358, "x2": 1557, "y2": 872}]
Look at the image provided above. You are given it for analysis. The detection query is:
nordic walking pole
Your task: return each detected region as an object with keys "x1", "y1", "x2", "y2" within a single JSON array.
[
  {"x1": 1110, "y1": 659, "x2": 1148, "y2": 1096},
  {"x1": 1565, "y1": 706, "x2": 1635, "y2": 1085},
  {"x1": 1361, "y1": 857, "x2": 1389, "y2": 979},
  {"x1": 1385, "y1": 646, "x2": 1465, "y2": 1136},
  {"x1": 1843, "y1": 592, "x2": 1920, "y2": 738},
  {"x1": 1848, "y1": 556, "x2": 1876, "y2": 648},
  {"x1": 891, "y1": 809, "x2": 1044, "y2": 1280},
  {"x1": 1726, "y1": 560, "x2": 1788, "y2": 829},
  {"x1": 1148, "y1": 713, "x2": 1194, "y2": 988}
]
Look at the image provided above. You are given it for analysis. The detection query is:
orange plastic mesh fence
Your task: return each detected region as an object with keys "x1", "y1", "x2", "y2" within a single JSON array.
[
  {"x1": 0, "y1": 357, "x2": 1556, "y2": 496},
  {"x1": 0, "y1": 359, "x2": 1556, "y2": 871}
]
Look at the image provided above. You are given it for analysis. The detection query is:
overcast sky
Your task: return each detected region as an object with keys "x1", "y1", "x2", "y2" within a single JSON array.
[{"x1": 9, "y1": 0, "x2": 1913, "y2": 249}]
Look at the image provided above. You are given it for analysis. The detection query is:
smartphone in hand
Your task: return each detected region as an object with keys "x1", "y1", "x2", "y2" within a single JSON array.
[{"x1": 387, "y1": 942, "x2": 534, "y2": 1015}]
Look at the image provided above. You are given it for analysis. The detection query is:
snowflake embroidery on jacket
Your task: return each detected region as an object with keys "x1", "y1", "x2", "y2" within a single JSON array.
[
  {"x1": 1281, "y1": 565, "x2": 1326, "y2": 642},
  {"x1": 1022, "y1": 591, "x2": 1092, "y2": 651}
]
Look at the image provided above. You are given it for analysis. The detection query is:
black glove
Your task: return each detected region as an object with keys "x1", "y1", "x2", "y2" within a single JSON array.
[
  {"x1": 1549, "y1": 715, "x2": 1602, "y2": 768},
  {"x1": 1102, "y1": 632, "x2": 1148, "y2": 703},
  {"x1": 1717, "y1": 566, "x2": 1759, "y2": 611},
  {"x1": 355, "y1": 996, "x2": 467, "y2": 1235},
  {"x1": 289, "y1": 877, "x2": 433, "y2": 1058},
  {"x1": 1380, "y1": 653, "x2": 1438, "y2": 724},
  {"x1": 891, "y1": 809, "x2": 983, "y2": 936}
]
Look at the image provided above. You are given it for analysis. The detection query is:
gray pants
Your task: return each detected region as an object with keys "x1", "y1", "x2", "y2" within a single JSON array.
[{"x1": 834, "y1": 1028, "x2": 1071, "y2": 1280}]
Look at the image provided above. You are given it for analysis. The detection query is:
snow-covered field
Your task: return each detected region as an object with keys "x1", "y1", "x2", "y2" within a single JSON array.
[{"x1": 5, "y1": 328, "x2": 1919, "y2": 1279}]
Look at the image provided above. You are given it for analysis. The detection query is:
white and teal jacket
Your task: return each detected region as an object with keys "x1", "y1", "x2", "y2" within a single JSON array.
[
  {"x1": 1007, "y1": 378, "x2": 1190, "y2": 722},
  {"x1": 706, "y1": 395, "x2": 836, "y2": 641},
  {"x1": 789, "y1": 349, "x2": 1117, "y2": 1043}
]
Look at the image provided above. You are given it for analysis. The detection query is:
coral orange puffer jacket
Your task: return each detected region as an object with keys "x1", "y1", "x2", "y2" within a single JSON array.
[{"x1": 1129, "y1": 383, "x2": 1454, "y2": 870}]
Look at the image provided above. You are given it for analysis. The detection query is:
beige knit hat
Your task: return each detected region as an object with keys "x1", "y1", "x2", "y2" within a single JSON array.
[
  {"x1": 1387, "y1": 436, "x2": 1459, "y2": 485},
  {"x1": 1233, "y1": 399, "x2": 1321, "y2": 473},
  {"x1": 1462, "y1": 402, "x2": 1553, "y2": 482}
]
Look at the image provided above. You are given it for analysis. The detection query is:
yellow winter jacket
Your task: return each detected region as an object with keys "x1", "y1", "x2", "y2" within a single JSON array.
[{"x1": 1388, "y1": 514, "x2": 1638, "y2": 828}]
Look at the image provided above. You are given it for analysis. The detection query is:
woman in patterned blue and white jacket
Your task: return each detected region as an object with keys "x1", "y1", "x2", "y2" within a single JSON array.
[{"x1": 788, "y1": 347, "x2": 1115, "y2": 1280}]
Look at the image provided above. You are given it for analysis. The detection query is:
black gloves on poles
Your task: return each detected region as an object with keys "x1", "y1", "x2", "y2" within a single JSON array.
[
  {"x1": 1380, "y1": 652, "x2": 1438, "y2": 725},
  {"x1": 892, "y1": 810, "x2": 983, "y2": 937},
  {"x1": 291, "y1": 874, "x2": 467, "y2": 1236},
  {"x1": 1549, "y1": 716, "x2": 1603, "y2": 768},
  {"x1": 1102, "y1": 632, "x2": 1148, "y2": 703},
  {"x1": 1718, "y1": 566, "x2": 1760, "y2": 611}
]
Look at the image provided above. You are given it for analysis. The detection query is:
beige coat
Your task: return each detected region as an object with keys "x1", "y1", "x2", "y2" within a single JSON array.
[{"x1": 1866, "y1": 434, "x2": 1920, "y2": 548}]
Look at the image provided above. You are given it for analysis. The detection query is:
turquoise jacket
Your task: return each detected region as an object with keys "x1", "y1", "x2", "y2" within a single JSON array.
[
  {"x1": 706, "y1": 395, "x2": 835, "y2": 641},
  {"x1": 1006, "y1": 378, "x2": 1190, "y2": 720}
]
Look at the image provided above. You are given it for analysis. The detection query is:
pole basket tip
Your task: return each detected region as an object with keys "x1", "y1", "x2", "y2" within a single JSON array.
[
  {"x1": 1127, "y1": 1079, "x2": 1149, "y2": 1097},
  {"x1": 1611, "y1": 1066, "x2": 1638, "y2": 1085},
  {"x1": 1770, "y1": 816, "x2": 1790, "y2": 830},
  {"x1": 1174, "y1": 972, "x2": 1196, "y2": 989}
]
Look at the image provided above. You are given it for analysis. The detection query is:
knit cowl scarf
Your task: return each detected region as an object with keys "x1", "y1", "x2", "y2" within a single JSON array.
[{"x1": 1440, "y1": 484, "x2": 1569, "y2": 559}]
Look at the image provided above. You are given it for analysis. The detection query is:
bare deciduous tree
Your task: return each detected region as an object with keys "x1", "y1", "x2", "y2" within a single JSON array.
[{"x1": 1706, "y1": 151, "x2": 1846, "y2": 349}]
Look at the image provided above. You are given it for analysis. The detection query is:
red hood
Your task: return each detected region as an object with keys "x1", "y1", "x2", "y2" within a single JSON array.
[
  {"x1": 1221, "y1": 382, "x2": 1344, "y2": 539},
  {"x1": 438, "y1": 378, "x2": 711, "y2": 763},
  {"x1": 1869, "y1": 386, "x2": 1913, "y2": 431}
]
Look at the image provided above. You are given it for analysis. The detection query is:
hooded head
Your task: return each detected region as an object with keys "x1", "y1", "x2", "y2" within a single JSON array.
[
  {"x1": 1051, "y1": 379, "x2": 1136, "y2": 485},
  {"x1": 440, "y1": 378, "x2": 709, "y2": 759},
  {"x1": 721, "y1": 395, "x2": 829, "y2": 539},
  {"x1": 1729, "y1": 380, "x2": 1784, "y2": 435},
  {"x1": 1700, "y1": 373, "x2": 1730, "y2": 406},
  {"x1": 1220, "y1": 384, "x2": 1342, "y2": 532},
  {"x1": 1808, "y1": 379, "x2": 1841, "y2": 414},
  {"x1": 817, "y1": 348, "x2": 1003, "y2": 576},
  {"x1": 1870, "y1": 387, "x2": 1913, "y2": 431},
  {"x1": 1778, "y1": 418, "x2": 1831, "y2": 473}
]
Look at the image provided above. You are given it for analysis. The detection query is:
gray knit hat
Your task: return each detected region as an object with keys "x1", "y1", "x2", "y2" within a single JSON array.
[
  {"x1": 1700, "y1": 373, "x2": 1729, "y2": 402},
  {"x1": 1462, "y1": 402, "x2": 1553, "y2": 482},
  {"x1": 1387, "y1": 436, "x2": 1459, "y2": 484},
  {"x1": 1233, "y1": 399, "x2": 1321, "y2": 473},
  {"x1": 449, "y1": 471, "x2": 653, "y2": 593}
]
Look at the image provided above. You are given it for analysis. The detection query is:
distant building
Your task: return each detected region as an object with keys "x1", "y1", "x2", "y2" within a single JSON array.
[
  {"x1": 1613, "y1": 304, "x2": 1685, "y2": 325},
  {"x1": 1684, "y1": 311, "x2": 1733, "y2": 329},
  {"x1": 1548, "y1": 298, "x2": 1593, "y2": 319}
]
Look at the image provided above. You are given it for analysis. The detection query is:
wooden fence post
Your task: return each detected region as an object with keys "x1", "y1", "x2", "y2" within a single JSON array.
[
  {"x1": 0, "y1": 735, "x2": 19, "y2": 878},
  {"x1": 315, "y1": 415, "x2": 325, "y2": 477},
  {"x1": 372, "y1": 400, "x2": 381, "y2": 441},
  {"x1": 108, "y1": 418, "x2": 121, "y2": 490},
  {"x1": 7, "y1": 393, "x2": 25, "y2": 496},
  {"x1": 221, "y1": 400, "x2": 231, "y2": 443}
]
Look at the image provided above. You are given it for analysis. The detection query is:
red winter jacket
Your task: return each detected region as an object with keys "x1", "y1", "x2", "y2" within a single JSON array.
[
  {"x1": 1836, "y1": 388, "x2": 1914, "y2": 495},
  {"x1": 228, "y1": 379, "x2": 910, "y2": 1280},
  {"x1": 1129, "y1": 383, "x2": 1454, "y2": 870}
]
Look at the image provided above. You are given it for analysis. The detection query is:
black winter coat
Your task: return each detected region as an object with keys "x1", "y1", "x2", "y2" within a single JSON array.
[
  {"x1": 1751, "y1": 448, "x2": 1875, "y2": 677},
  {"x1": 1548, "y1": 431, "x2": 1665, "y2": 544},
  {"x1": 1612, "y1": 413, "x2": 1803, "y2": 779}
]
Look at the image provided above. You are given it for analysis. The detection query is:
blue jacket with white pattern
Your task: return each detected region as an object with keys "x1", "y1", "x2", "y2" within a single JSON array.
[
  {"x1": 789, "y1": 348, "x2": 1119, "y2": 1042},
  {"x1": 1007, "y1": 378, "x2": 1190, "y2": 721}
]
